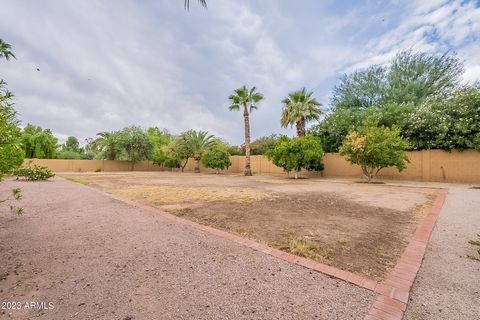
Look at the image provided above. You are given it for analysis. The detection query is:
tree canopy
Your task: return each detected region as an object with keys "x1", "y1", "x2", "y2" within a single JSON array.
[{"x1": 281, "y1": 88, "x2": 321, "y2": 136}]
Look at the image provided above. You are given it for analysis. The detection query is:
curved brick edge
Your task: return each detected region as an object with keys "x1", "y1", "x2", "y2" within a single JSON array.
[
  {"x1": 63, "y1": 177, "x2": 381, "y2": 292},
  {"x1": 364, "y1": 189, "x2": 448, "y2": 320}
]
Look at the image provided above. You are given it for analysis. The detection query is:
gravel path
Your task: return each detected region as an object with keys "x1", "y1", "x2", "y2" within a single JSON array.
[
  {"x1": 404, "y1": 187, "x2": 480, "y2": 319},
  {"x1": 0, "y1": 178, "x2": 374, "y2": 320}
]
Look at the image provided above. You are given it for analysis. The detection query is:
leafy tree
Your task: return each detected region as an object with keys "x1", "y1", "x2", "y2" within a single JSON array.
[
  {"x1": 159, "y1": 136, "x2": 193, "y2": 172},
  {"x1": 266, "y1": 135, "x2": 324, "y2": 179},
  {"x1": 339, "y1": 123, "x2": 410, "y2": 182},
  {"x1": 202, "y1": 140, "x2": 232, "y2": 173},
  {"x1": 387, "y1": 51, "x2": 464, "y2": 105},
  {"x1": 147, "y1": 127, "x2": 172, "y2": 165},
  {"x1": 63, "y1": 136, "x2": 81, "y2": 153},
  {"x1": 0, "y1": 81, "x2": 23, "y2": 179},
  {"x1": 119, "y1": 126, "x2": 152, "y2": 170},
  {"x1": 226, "y1": 144, "x2": 244, "y2": 156},
  {"x1": 92, "y1": 131, "x2": 125, "y2": 160},
  {"x1": 404, "y1": 87, "x2": 480, "y2": 150},
  {"x1": 0, "y1": 38, "x2": 15, "y2": 60},
  {"x1": 250, "y1": 134, "x2": 280, "y2": 155},
  {"x1": 181, "y1": 130, "x2": 214, "y2": 173},
  {"x1": 332, "y1": 51, "x2": 463, "y2": 110},
  {"x1": 281, "y1": 88, "x2": 322, "y2": 136},
  {"x1": 332, "y1": 65, "x2": 387, "y2": 110},
  {"x1": 228, "y1": 85, "x2": 264, "y2": 176},
  {"x1": 21, "y1": 124, "x2": 58, "y2": 159}
]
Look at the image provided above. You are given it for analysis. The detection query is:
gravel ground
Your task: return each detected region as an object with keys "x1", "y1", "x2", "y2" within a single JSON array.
[
  {"x1": 0, "y1": 178, "x2": 374, "y2": 320},
  {"x1": 404, "y1": 187, "x2": 480, "y2": 319}
]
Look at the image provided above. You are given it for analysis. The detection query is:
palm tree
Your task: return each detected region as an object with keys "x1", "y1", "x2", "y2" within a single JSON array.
[
  {"x1": 281, "y1": 88, "x2": 322, "y2": 137},
  {"x1": 228, "y1": 86, "x2": 264, "y2": 176},
  {"x1": 93, "y1": 131, "x2": 124, "y2": 160},
  {"x1": 184, "y1": 0, "x2": 207, "y2": 10},
  {"x1": 0, "y1": 39, "x2": 15, "y2": 61},
  {"x1": 181, "y1": 130, "x2": 214, "y2": 173}
]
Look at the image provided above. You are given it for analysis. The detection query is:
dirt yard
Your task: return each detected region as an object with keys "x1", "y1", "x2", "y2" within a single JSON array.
[{"x1": 63, "y1": 172, "x2": 438, "y2": 280}]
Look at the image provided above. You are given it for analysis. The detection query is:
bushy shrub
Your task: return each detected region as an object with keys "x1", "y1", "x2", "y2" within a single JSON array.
[
  {"x1": 339, "y1": 122, "x2": 410, "y2": 182},
  {"x1": 13, "y1": 163, "x2": 55, "y2": 181},
  {"x1": 202, "y1": 141, "x2": 232, "y2": 173},
  {"x1": 266, "y1": 135, "x2": 324, "y2": 179}
]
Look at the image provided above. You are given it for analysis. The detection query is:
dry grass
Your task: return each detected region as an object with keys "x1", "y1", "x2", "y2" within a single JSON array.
[
  {"x1": 109, "y1": 185, "x2": 274, "y2": 205},
  {"x1": 286, "y1": 238, "x2": 329, "y2": 260}
]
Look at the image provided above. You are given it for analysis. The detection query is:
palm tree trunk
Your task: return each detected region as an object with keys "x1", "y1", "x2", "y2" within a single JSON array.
[
  {"x1": 296, "y1": 119, "x2": 306, "y2": 137},
  {"x1": 194, "y1": 156, "x2": 200, "y2": 173},
  {"x1": 243, "y1": 104, "x2": 252, "y2": 176}
]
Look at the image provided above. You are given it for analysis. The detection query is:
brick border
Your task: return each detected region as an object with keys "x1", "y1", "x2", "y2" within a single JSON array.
[
  {"x1": 364, "y1": 189, "x2": 448, "y2": 320},
  {"x1": 65, "y1": 177, "x2": 448, "y2": 309}
]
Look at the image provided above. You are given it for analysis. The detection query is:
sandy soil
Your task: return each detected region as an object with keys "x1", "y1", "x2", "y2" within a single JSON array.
[
  {"x1": 63, "y1": 172, "x2": 438, "y2": 280},
  {"x1": 0, "y1": 178, "x2": 375, "y2": 320},
  {"x1": 404, "y1": 187, "x2": 480, "y2": 319}
]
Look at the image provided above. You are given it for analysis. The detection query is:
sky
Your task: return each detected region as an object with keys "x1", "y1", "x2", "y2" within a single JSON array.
[{"x1": 1, "y1": 0, "x2": 479, "y2": 145}]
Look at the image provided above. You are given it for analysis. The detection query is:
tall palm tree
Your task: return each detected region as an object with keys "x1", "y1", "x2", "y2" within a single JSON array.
[
  {"x1": 181, "y1": 130, "x2": 214, "y2": 173},
  {"x1": 93, "y1": 131, "x2": 124, "y2": 160},
  {"x1": 228, "y1": 86, "x2": 264, "y2": 176},
  {"x1": 281, "y1": 88, "x2": 322, "y2": 137},
  {"x1": 0, "y1": 39, "x2": 15, "y2": 61},
  {"x1": 184, "y1": 0, "x2": 207, "y2": 10}
]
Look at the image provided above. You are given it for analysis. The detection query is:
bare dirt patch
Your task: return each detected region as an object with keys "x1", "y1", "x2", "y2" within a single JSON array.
[{"x1": 63, "y1": 172, "x2": 438, "y2": 280}]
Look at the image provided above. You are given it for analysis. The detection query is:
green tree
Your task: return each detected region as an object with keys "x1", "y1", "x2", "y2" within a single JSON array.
[
  {"x1": 250, "y1": 134, "x2": 280, "y2": 155},
  {"x1": 228, "y1": 85, "x2": 264, "y2": 176},
  {"x1": 0, "y1": 38, "x2": 15, "y2": 60},
  {"x1": 64, "y1": 136, "x2": 81, "y2": 153},
  {"x1": 0, "y1": 81, "x2": 23, "y2": 179},
  {"x1": 332, "y1": 51, "x2": 463, "y2": 110},
  {"x1": 181, "y1": 130, "x2": 214, "y2": 173},
  {"x1": 92, "y1": 131, "x2": 125, "y2": 160},
  {"x1": 281, "y1": 88, "x2": 322, "y2": 137},
  {"x1": 339, "y1": 123, "x2": 410, "y2": 183},
  {"x1": 202, "y1": 140, "x2": 232, "y2": 173},
  {"x1": 387, "y1": 51, "x2": 463, "y2": 105},
  {"x1": 119, "y1": 126, "x2": 152, "y2": 170},
  {"x1": 159, "y1": 136, "x2": 193, "y2": 172},
  {"x1": 266, "y1": 135, "x2": 324, "y2": 179},
  {"x1": 21, "y1": 124, "x2": 58, "y2": 159},
  {"x1": 147, "y1": 127, "x2": 172, "y2": 165}
]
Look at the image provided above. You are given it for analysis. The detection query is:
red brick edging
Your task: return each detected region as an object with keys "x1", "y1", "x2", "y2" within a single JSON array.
[
  {"x1": 364, "y1": 189, "x2": 448, "y2": 320},
  {"x1": 68, "y1": 178, "x2": 448, "y2": 319}
]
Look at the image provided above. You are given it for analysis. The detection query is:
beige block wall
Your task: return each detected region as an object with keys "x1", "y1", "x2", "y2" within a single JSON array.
[{"x1": 23, "y1": 149, "x2": 480, "y2": 183}]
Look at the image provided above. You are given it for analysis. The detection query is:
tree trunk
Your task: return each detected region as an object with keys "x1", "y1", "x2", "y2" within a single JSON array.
[
  {"x1": 243, "y1": 104, "x2": 252, "y2": 176},
  {"x1": 296, "y1": 118, "x2": 306, "y2": 137},
  {"x1": 294, "y1": 169, "x2": 298, "y2": 179},
  {"x1": 181, "y1": 158, "x2": 189, "y2": 172},
  {"x1": 194, "y1": 156, "x2": 200, "y2": 173}
]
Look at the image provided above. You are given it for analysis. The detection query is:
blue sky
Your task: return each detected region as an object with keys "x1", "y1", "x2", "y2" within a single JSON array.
[{"x1": 1, "y1": 0, "x2": 479, "y2": 145}]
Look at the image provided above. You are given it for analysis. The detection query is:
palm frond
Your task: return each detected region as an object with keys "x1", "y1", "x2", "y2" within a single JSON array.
[{"x1": 185, "y1": 0, "x2": 207, "y2": 11}]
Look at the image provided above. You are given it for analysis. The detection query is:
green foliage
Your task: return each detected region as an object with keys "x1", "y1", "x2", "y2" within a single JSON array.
[
  {"x1": 158, "y1": 136, "x2": 193, "y2": 171},
  {"x1": 281, "y1": 88, "x2": 322, "y2": 136},
  {"x1": 56, "y1": 150, "x2": 82, "y2": 159},
  {"x1": 21, "y1": 124, "x2": 58, "y2": 159},
  {"x1": 147, "y1": 127, "x2": 172, "y2": 165},
  {"x1": 13, "y1": 162, "x2": 55, "y2": 181},
  {"x1": 266, "y1": 135, "x2": 324, "y2": 178},
  {"x1": 0, "y1": 80, "x2": 24, "y2": 179},
  {"x1": 226, "y1": 144, "x2": 244, "y2": 156},
  {"x1": 0, "y1": 38, "x2": 15, "y2": 61},
  {"x1": 202, "y1": 140, "x2": 232, "y2": 172},
  {"x1": 250, "y1": 134, "x2": 280, "y2": 155},
  {"x1": 92, "y1": 131, "x2": 125, "y2": 160},
  {"x1": 120, "y1": 126, "x2": 152, "y2": 166},
  {"x1": 332, "y1": 51, "x2": 463, "y2": 110},
  {"x1": 181, "y1": 130, "x2": 215, "y2": 173},
  {"x1": 63, "y1": 136, "x2": 81, "y2": 153},
  {"x1": 339, "y1": 123, "x2": 410, "y2": 182},
  {"x1": 404, "y1": 87, "x2": 480, "y2": 150},
  {"x1": 0, "y1": 187, "x2": 23, "y2": 215}
]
